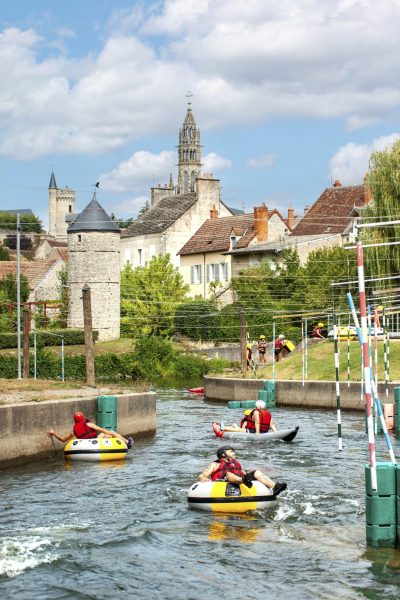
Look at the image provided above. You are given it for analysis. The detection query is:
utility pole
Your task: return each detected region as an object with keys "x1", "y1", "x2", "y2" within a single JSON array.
[
  {"x1": 82, "y1": 284, "x2": 96, "y2": 387},
  {"x1": 240, "y1": 308, "x2": 247, "y2": 375},
  {"x1": 17, "y1": 213, "x2": 22, "y2": 379},
  {"x1": 23, "y1": 305, "x2": 31, "y2": 379}
]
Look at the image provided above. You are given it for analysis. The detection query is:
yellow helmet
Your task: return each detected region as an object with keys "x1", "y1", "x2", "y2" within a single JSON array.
[
  {"x1": 259, "y1": 335, "x2": 265, "y2": 339},
  {"x1": 318, "y1": 322, "x2": 324, "y2": 327},
  {"x1": 246, "y1": 343, "x2": 251, "y2": 349}
]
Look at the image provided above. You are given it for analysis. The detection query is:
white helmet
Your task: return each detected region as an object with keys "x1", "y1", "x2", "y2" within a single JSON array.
[
  {"x1": 255, "y1": 400, "x2": 266, "y2": 409},
  {"x1": 278, "y1": 334, "x2": 285, "y2": 339}
]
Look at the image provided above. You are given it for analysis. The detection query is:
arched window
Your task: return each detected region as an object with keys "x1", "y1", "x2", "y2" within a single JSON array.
[{"x1": 183, "y1": 171, "x2": 188, "y2": 193}]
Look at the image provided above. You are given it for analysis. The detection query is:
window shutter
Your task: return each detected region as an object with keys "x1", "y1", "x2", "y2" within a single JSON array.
[
  {"x1": 190, "y1": 265, "x2": 194, "y2": 284},
  {"x1": 206, "y1": 265, "x2": 210, "y2": 283}
]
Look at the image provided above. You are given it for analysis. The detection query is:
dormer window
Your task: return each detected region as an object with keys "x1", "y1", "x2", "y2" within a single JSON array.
[{"x1": 230, "y1": 235, "x2": 237, "y2": 249}]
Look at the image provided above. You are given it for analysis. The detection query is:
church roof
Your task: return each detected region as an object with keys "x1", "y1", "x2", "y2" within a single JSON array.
[
  {"x1": 121, "y1": 193, "x2": 197, "y2": 237},
  {"x1": 67, "y1": 195, "x2": 120, "y2": 234},
  {"x1": 291, "y1": 184, "x2": 369, "y2": 236}
]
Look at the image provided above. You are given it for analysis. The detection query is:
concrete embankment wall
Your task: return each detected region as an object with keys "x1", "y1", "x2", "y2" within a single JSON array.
[
  {"x1": 0, "y1": 392, "x2": 156, "y2": 469},
  {"x1": 204, "y1": 376, "x2": 397, "y2": 410}
]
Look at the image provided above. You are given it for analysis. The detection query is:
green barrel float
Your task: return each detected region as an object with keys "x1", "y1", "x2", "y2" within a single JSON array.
[
  {"x1": 240, "y1": 400, "x2": 256, "y2": 409},
  {"x1": 258, "y1": 389, "x2": 276, "y2": 407},
  {"x1": 394, "y1": 386, "x2": 400, "y2": 405},
  {"x1": 227, "y1": 401, "x2": 241, "y2": 409},
  {"x1": 97, "y1": 395, "x2": 117, "y2": 431},
  {"x1": 263, "y1": 380, "x2": 275, "y2": 392},
  {"x1": 365, "y1": 462, "x2": 396, "y2": 548}
]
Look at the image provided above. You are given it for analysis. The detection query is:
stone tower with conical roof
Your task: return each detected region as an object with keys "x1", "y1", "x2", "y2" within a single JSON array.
[
  {"x1": 67, "y1": 194, "x2": 120, "y2": 341},
  {"x1": 177, "y1": 95, "x2": 202, "y2": 194},
  {"x1": 48, "y1": 171, "x2": 76, "y2": 238}
]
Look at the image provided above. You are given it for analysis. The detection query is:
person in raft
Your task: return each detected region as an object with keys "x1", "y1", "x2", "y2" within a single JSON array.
[
  {"x1": 47, "y1": 412, "x2": 134, "y2": 448},
  {"x1": 212, "y1": 399, "x2": 276, "y2": 437},
  {"x1": 274, "y1": 334, "x2": 286, "y2": 361},
  {"x1": 198, "y1": 445, "x2": 287, "y2": 496}
]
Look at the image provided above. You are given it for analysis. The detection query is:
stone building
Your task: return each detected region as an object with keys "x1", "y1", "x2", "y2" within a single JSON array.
[
  {"x1": 121, "y1": 101, "x2": 235, "y2": 270},
  {"x1": 48, "y1": 171, "x2": 76, "y2": 239},
  {"x1": 67, "y1": 194, "x2": 120, "y2": 341}
]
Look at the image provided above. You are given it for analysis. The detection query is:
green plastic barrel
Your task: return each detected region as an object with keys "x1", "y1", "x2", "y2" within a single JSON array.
[
  {"x1": 240, "y1": 400, "x2": 256, "y2": 409},
  {"x1": 366, "y1": 495, "x2": 396, "y2": 525},
  {"x1": 395, "y1": 464, "x2": 400, "y2": 494},
  {"x1": 365, "y1": 462, "x2": 396, "y2": 496},
  {"x1": 366, "y1": 524, "x2": 396, "y2": 548},
  {"x1": 257, "y1": 390, "x2": 269, "y2": 402},
  {"x1": 97, "y1": 412, "x2": 117, "y2": 430},
  {"x1": 263, "y1": 380, "x2": 275, "y2": 392},
  {"x1": 394, "y1": 387, "x2": 400, "y2": 405},
  {"x1": 97, "y1": 395, "x2": 117, "y2": 413},
  {"x1": 227, "y1": 401, "x2": 241, "y2": 409}
]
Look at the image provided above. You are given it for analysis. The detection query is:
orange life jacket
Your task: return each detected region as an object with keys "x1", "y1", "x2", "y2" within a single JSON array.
[
  {"x1": 246, "y1": 408, "x2": 272, "y2": 433},
  {"x1": 211, "y1": 458, "x2": 244, "y2": 481}
]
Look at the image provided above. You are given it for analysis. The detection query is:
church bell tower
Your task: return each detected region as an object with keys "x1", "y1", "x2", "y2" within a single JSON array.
[{"x1": 177, "y1": 93, "x2": 202, "y2": 194}]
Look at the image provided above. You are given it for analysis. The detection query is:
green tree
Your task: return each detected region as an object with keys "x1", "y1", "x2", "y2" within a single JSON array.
[
  {"x1": 0, "y1": 273, "x2": 30, "y2": 332},
  {"x1": 361, "y1": 139, "x2": 400, "y2": 280},
  {"x1": 0, "y1": 243, "x2": 10, "y2": 260},
  {"x1": 175, "y1": 299, "x2": 220, "y2": 340},
  {"x1": 121, "y1": 254, "x2": 189, "y2": 337},
  {"x1": 0, "y1": 212, "x2": 42, "y2": 233}
]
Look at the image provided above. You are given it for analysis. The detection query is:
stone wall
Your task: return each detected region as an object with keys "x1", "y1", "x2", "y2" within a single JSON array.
[
  {"x1": 0, "y1": 392, "x2": 156, "y2": 469},
  {"x1": 49, "y1": 187, "x2": 75, "y2": 239},
  {"x1": 204, "y1": 375, "x2": 397, "y2": 410},
  {"x1": 68, "y1": 231, "x2": 120, "y2": 341}
]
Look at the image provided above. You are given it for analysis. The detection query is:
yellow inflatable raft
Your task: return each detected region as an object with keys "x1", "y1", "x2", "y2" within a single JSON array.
[
  {"x1": 64, "y1": 437, "x2": 128, "y2": 461},
  {"x1": 187, "y1": 480, "x2": 277, "y2": 513}
]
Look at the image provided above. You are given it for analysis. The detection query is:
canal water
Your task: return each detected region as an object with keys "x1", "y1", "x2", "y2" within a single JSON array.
[{"x1": 1, "y1": 389, "x2": 400, "y2": 599}]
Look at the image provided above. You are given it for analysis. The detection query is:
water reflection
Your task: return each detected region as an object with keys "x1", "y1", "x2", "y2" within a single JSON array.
[{"x1": 208, "y1": 514, "x2": 261, "y2": 543}]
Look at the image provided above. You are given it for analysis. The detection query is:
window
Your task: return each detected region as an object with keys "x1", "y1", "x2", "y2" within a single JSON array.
[
  {"x1": 220, "y1": 262, "x2": 228, "y2": 281},
  {"x1": 69, "y1": 205, "x2": 72, "y2": 213},
  {"x1": 206, "y1": 263, "x2": 220, "y2": 282},
  {"x1": 190, "y1": 265, "x2": 202, "y2": 284},
  {"x1": 77, "y1": 234, "x2": 82, "y2": 242},
  {"x1": 230, "y1": 235, "x2": 237, "y2": 249},
  {"x1": 138, "y1": 249, "x2": 142, "y2": 266}
]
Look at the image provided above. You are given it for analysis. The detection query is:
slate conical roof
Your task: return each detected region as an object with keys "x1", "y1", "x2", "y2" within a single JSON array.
[
  {"x1": 67, "y1": 194, "x2": 120, "y2": 233},
  {"x1": 49, "y1": 171, "x2": 57, "y2": 189}
]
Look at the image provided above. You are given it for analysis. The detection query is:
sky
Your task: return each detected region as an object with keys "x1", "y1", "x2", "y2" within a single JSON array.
[{"x1": 1, "y1": 0, "x2": 400, "y2": 230}]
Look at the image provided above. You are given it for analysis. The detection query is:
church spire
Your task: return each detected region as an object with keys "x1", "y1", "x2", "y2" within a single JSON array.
[{"x1": 177, "y1": 92, "x2": 202, "y2": 194}]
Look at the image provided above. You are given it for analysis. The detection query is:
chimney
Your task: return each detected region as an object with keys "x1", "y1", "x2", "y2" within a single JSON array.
[
  {"x1": 333, "y1": 180, "x2": 342, "y2": 187},
  {"x1": 288, "y1": 207, "x2": 294, "y2": 229},
  {"x1": 364, "y1": 183, "x2": 372, "y2": 205},
  {"x1": 253, "y1": 203, "x2": 268, "y2": 243},
  {"x1": 210, "y1": 204, "x2": 218, "y2": 219}
]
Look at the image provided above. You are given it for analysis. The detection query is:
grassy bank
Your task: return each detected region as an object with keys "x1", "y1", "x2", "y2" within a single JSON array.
[{"x1": 218, "y1": 339, "x2": 400, "y2": 382}]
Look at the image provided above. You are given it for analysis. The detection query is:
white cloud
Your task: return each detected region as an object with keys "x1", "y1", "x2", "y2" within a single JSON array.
[
  {"x1": 202, "y1": 152, "x2": 231, "y2": 172},
  {"x1": 109, "y1": 195, "x2": 149, "y2": 217},
  {"x1": 1, "y1": 2, "x2": 400, "y2": 158},
  {"x1": 329, "y1": 133, "x2": 400, "y2": 185},
  {"x1": 247, "y1": 153, "x2": 275, "y2": 169},
  {"x1": 100, "y1": 150, "x2": 176, "y2": 193}
]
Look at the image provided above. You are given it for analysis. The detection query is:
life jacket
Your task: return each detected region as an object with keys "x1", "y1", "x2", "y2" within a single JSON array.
[
  {"x1": 246, "y1": 408, "x2": 272, "y2": 433},
  {"x1": 73, "y1": 419, "x2": 97, "y2": 439},
  {"x1": 257, "y1": 341, "x2": 267, "y2": 352},
  {"x1": 211, "y1": 458, "x2": 244, "y2": 481}
]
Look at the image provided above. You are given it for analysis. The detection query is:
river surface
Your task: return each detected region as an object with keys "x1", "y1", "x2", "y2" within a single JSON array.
[{"x1": 1, "y1": 389, "x2": 400, "y2": 599}]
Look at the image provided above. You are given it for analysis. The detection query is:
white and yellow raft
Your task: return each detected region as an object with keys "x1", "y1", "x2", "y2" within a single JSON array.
[
  {"x1": 187, "y1": 480, "x2": 277, "y2": 513},
  {"x1": 64, "y1": 437, "x2": 128, "y2": 461}
]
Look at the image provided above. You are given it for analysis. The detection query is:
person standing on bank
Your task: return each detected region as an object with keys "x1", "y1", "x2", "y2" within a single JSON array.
[
  {"x1": 274, "y1": 334, "x2": 286, "y2": 361},
  {"x1": 257, "y1": 335, "x2": 267, "y2": 364},
  {"x1": 47, "y1": 412, "x2": 134, "y2": 448},
  {"x1": 198, "y1": 446, "x2": 287, "y2": 496}
]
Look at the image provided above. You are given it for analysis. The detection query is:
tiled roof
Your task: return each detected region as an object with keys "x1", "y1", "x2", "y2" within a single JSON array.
[
  {"x1": 122, "y1": 193, "x2": 198, "y2": 237},
  {"x1": 178, "y1": 210, "x2": 286, "y2": 255},
  {"x1": 225, "y1": 233, "x2": 338, "y2": 255},
  {"x1": 47, "y1": 240, "x2": 68, "y2": 248},
  {"x1": 0, "y1": 258, "x2": 63, "y2": 289},
  {"x1": 291, "y1": 184, "x2": 368, "y2": 236}
]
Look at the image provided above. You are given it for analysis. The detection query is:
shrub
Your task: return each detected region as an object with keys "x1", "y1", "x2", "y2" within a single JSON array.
[
  {"x1": 174, "y1": 300, "x2": 220, "y2": 341},
  {"x1": 0, "y1": 329, "x2": 99, "y2": 349}
]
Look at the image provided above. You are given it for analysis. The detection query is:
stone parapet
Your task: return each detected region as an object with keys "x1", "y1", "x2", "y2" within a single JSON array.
[
  {"x1": 204, "y1": 376, "x2": 397, "y2": 410},
  {"x1": 0, "y1": 392, "x2": 156, "y2": 469}
]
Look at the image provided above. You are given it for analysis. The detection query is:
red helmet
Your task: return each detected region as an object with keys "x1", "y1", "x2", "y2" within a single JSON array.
[{"x1": 73, "y1": 412, "x2": 85, "y2": 423}]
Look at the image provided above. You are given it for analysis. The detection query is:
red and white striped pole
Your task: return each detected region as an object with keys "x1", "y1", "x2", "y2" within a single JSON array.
[{"x1": 357, "y1": 242, "x2": 377, "y2": 491}]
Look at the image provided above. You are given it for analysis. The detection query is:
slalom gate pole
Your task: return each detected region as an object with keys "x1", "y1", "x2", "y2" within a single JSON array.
[
  {"x1": 305, "y1": 318, "x2": 308, "y2": 381},
  {"x1": 347, "y1": 314, "x2": 351, "y2": 388},
  {"x1": 385, "y1": 312, "x2": 390, "y2": 398},
  {"x1": 333, "y1": 314, "x2": 342, "y2": 450},
  {"x1": 383, "y1": 308, "x2": 388, "y2": 398},
  {"x1": 368, "y1": 306, "x2": 377, "y2": 435},
  {"x1": 348, "y1": 290, "x2": 396, "y2": 466},
  {"x1": 374, "y1": 308, "x2": 379, "y2": 393},
  {"x1": 301, "y1": 319, "x2": 305, "y2": 387},
  {"x1": 272, "y1": 320, "x2": 276, "y2": 383}
]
